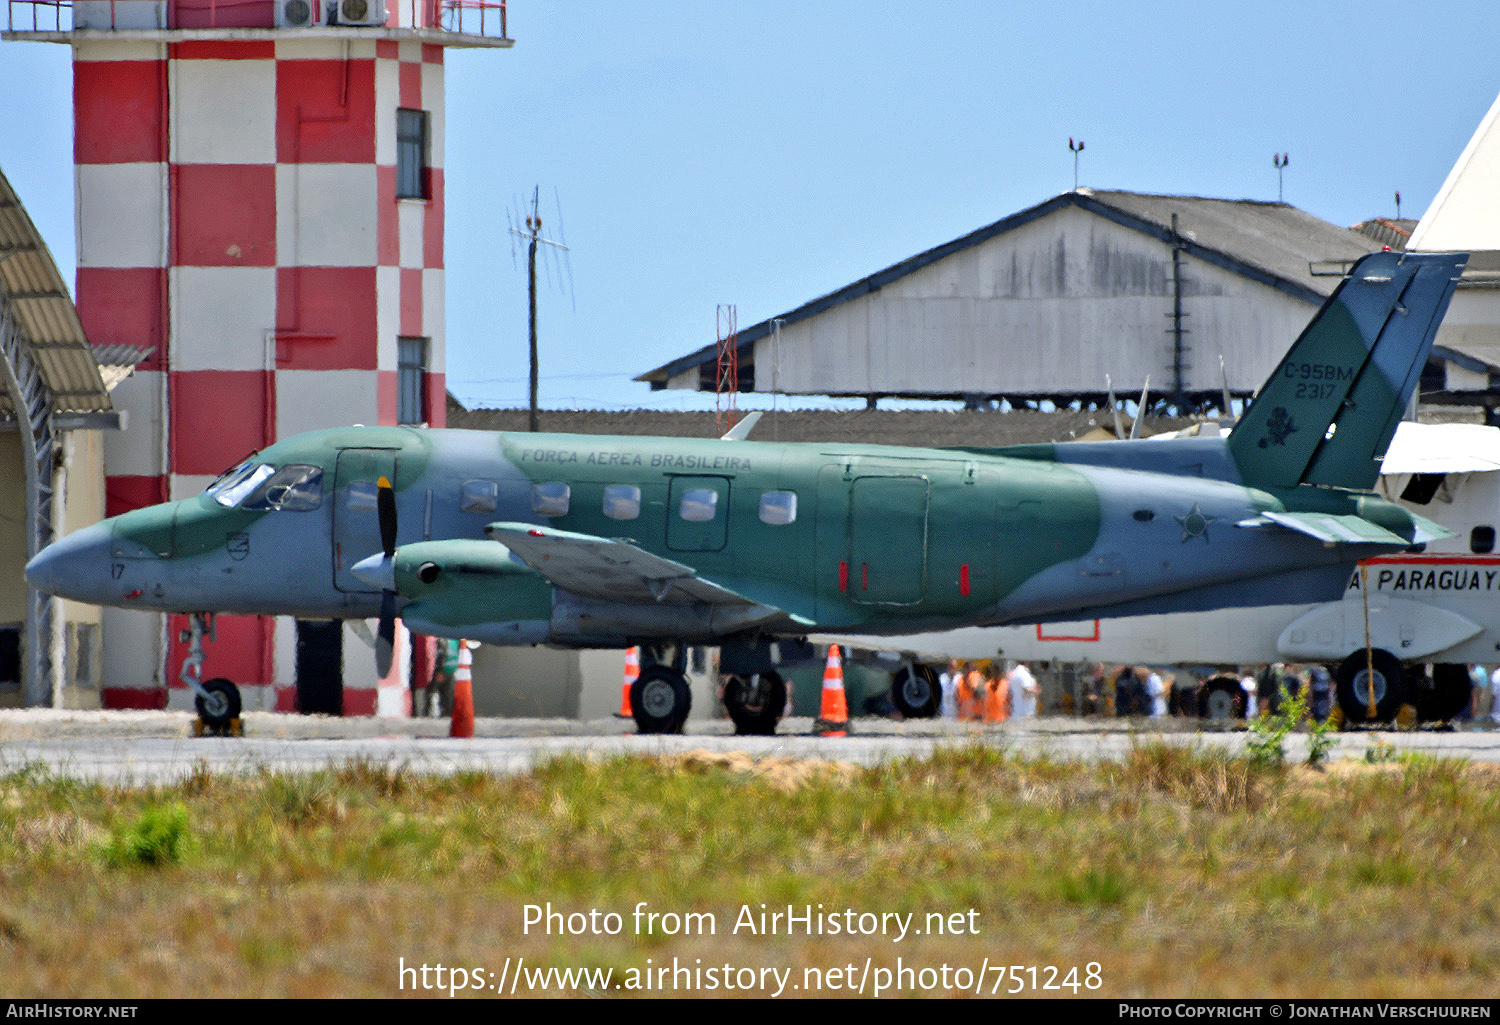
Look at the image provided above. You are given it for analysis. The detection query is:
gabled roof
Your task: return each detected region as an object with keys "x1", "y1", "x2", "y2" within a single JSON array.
[
  {"x1": 447, "y1": 405, "x2": 1197, "y2": 446},
  {"x1": 638, "y1": 189, "x2": 1383, "y2": 387}
]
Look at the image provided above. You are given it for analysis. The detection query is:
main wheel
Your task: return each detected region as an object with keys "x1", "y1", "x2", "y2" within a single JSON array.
[
  {"x1": 1336, "y1": 649, "x2": 1405, "y2": 725},
  {"x1": 1417, "y1": 663, "x2": 1473, "y2": 724},
  {"x1": 890, "y1": 664, "x2": 939, "y2": 718},
  {"x1": 1198, "y1": 675, "x2": 1244, "y2": 721},
  {"x1": 195, "y1": 677, "x2": 242, "y2": 729},
  {"x1": 723, "y1": 671, "x2": 786, "y2": 736},
  {"x1": 631, "y1": 665, "x2": 692, "y2": 735}
]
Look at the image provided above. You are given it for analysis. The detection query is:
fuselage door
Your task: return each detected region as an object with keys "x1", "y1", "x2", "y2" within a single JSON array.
[
  {"x1": 332, "y1": 448, "x2": 398, "y2": 592},
  {"x1": 849, "y1": 475, "x2": 929, "y2": 605},
  {"x1": 666, "y1": 475, "x2": 730, "y2": 552}
]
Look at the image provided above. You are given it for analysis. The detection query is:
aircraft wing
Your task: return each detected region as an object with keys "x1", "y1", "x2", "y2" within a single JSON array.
[{"x1": 484, "y1": 521, "x2": 765, "y2": 608}]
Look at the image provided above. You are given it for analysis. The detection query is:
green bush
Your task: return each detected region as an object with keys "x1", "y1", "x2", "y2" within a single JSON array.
[{"x1": 100, "y1": 802, "x2": 192, "y2": 868}]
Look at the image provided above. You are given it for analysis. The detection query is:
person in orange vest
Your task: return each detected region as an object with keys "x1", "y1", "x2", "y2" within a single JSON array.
[
  {"x1": 983, "y1": 663, "x2": 1011, "y2": 723},
  {"x1": 959, "y1": 661, "x2": 985, "y2": 720}
]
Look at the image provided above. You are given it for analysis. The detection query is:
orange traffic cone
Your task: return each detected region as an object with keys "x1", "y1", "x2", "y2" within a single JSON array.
[
  {"x1": 450, "y1": 640, "x2": 475, "y2": 738},
  {"x1": 617, "y1": 646, "x2": 640, "y2": 717},
  {"x1": 814, "y1": 644, "x2": 850, "y2": 737}
]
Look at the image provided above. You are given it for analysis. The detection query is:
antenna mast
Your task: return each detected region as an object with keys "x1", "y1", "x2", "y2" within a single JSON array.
[
  {"x1": 509, "y1": 186, "x2": 570, "y2": 432},
  {"x1": 715, "y1": 304, "x2": 739, "y2": 430}
]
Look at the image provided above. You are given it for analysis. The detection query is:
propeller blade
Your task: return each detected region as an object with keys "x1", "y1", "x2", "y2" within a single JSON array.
[
  {"x1": 1219, "y1": 354, "x2": 1235, "y2": 422},
  {"x1": 377, "y1": 475, "x2": 397, "y2": 558},
  {"x1": 1105, "y1": 373, "x2": 1125, "y2": 440},
  {"x1": 1130, "y1": 376, "x2": 1150, "y2": 441},
  {"x1": 376, "y1": 588, "x2": 396, "y2": 678}
]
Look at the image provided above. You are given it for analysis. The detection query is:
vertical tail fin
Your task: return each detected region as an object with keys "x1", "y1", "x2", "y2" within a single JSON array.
[{"x1": 1228, "y1": 251, "x2": 1467, "y2": 490}]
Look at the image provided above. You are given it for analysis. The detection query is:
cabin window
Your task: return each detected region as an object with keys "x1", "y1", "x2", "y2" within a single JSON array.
[
  {"x1": 603, "y1": 484, "x2": 641, "y2": 520},
  {"x1": 1471, "y1": 526, "x2": 1496, "y2": 554},
  {"x1": 242, "y1": 465, "x2": 323, "y2": 511},
  {"x1": 759, "y1": 491, "x2": 797, "y2": 525},
  {"x1": 460, "y1": 480, "x2": 498, "y2": 514},
  {"x1": 208, "y1": 462, "x2": 273, "y2": 508},
  {"x1": 532, "y1": 482, "x2": 571, "y2": 517},
  {"x1": 679, "y1": 488, "x2": 718, "y2": 522}
]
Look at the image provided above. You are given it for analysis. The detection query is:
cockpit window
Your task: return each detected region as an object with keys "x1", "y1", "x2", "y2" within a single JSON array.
[
  {"x1": 241, "y1": 465, "x2": 323, "y2": 511},
  {"x1": 208, "y1": 462, "x2": 274, "y2": 508}
]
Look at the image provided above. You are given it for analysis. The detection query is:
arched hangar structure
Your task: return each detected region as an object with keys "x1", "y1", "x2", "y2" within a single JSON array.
[{"x1": 0, "y1": 168, "x2": 123, "y2": 706}]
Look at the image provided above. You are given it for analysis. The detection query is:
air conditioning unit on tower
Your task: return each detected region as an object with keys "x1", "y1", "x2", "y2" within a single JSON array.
[
  {"x1": 328, "y1": 0, "x2": 388, "y2": 25},
  {"x1": 276, "y1": 0, "x2": 316, "y2": 26}
]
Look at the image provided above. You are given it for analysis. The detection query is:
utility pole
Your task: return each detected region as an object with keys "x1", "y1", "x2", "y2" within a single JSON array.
[{"x1": 509, "y1": 186, "x2": 570, "y2": 432}]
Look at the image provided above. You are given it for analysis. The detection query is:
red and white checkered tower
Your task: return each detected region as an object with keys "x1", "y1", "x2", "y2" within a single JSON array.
[{"x1": 6, "y1": 0, "x2": 511, "y2": 713}]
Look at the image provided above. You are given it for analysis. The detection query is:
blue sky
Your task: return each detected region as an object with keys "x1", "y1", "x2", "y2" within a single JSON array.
[{"x1": 1, "y1": 1, "x2": 1496, "y2": 412}]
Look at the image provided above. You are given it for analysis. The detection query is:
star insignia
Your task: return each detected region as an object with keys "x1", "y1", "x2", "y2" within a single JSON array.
[{"x1": 1176, "y1": 503, "x2": 1216, "y2": 543}]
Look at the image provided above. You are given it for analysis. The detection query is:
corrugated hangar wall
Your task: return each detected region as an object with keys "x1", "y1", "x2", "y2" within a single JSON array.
[{"x1": 750, "y1": 206, "x2": 1317, "y2": 399}]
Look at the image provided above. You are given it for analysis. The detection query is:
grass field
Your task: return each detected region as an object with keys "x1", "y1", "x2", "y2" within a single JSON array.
[{"x1": 1, "y1": 743, "x2": 1497, "y2": 998}]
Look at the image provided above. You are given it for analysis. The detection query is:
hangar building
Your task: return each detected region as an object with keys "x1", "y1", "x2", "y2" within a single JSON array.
[{"x1": 639, "y1": 189, "x2": 1394, "y2": 414}]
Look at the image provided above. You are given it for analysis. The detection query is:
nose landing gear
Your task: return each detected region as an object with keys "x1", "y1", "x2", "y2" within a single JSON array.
[{"x1": 181, "y1": 613, "x2": 243, "y2": 736}]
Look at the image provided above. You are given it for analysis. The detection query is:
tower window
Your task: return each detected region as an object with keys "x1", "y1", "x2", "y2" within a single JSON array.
[
  {"x1": 397, "y1": 109, "x2": 429, "y2": 200},
  {"x1": 398, "y1": 337, "x2": 428, "y2": 425}
]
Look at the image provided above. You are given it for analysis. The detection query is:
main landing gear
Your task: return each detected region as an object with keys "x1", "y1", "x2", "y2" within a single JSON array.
[
  {"x1": 181, "y1": 613, "x2": 243, "y2": 736},
  {"x1": 890, "y1": 663, "x2": 939, "y2": 718},
  {"x1": 723, "y1": 671, "x2": 786, "y2": 735},
  {"x1": 630, "y1": 644, "x2": 692, "y2": 735},
  {"x1": 1335, "y1": 651, "x2": 1473, "y2": 727}
]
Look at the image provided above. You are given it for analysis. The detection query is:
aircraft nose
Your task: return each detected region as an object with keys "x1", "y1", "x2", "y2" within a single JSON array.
[
  {"x1": 25, "y1": 521, "x2": 112, "y2": 600},
  {"x1": 350, "y1": 552, "x2": 395, "y2": 591}
]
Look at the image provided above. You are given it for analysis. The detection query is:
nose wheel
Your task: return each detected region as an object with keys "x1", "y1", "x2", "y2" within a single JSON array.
[{"x1": 181, "y1": 613, "x2": 244, "y2": 736}]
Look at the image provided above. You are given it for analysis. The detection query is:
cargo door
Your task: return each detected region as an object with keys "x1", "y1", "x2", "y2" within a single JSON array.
[{"x1": 848, "y1": 475, "x2": 928, "y2": 605}]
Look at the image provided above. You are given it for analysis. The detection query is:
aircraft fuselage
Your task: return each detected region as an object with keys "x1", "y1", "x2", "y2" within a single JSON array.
[{"x1": 26, "y1": 424, "x2": 1415, "y2": 646}]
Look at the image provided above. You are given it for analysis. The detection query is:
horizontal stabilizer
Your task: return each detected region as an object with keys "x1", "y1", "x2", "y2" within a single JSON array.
[{"x1": 1240, "y1": 511, "x2": 1411, "y2": 546}]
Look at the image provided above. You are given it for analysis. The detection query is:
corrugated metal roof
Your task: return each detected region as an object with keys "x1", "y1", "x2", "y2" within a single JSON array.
[
  {"x1": 0, "y1": 167, "x2": 112, "y2": 416},
  {"x1": 446, "y1": 405, "x2": 1197, "y2": 446},
  {"x1": 1350, "y1": 217, "x2": 1417, "y2": 251},
  {"x1": 638, "y1": 189, "x2": 1384, "y2": 386}
]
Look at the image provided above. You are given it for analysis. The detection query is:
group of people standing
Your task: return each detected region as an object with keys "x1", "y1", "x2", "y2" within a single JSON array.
[{"x1": 937, "y1": 660, "x2": 1041, "y2": 722}]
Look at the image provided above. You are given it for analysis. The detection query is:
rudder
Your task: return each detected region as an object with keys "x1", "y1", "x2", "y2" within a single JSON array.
[{"x1": 1228, "y1": 251, "x2": 1467, "y2": 491}]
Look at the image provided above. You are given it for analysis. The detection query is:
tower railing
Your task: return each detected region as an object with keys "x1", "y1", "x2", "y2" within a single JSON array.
[{"x1": 6, "y1": 0, "x2": 507, "y2": 39}]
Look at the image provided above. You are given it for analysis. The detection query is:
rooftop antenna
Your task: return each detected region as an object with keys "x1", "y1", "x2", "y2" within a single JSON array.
[
  {"x1": 1394, "y1": 190, "x2": 1402, "y2": 220},
  {"x1": 1273, "y1": 152, "x2": 1289, "y2": 203},
  {"x1": 1069, "y1": 137, "x2": 1085, "y2": 190},
  {"x1": 508, "y1": 186, "x2": 572, "y2": 432},
  {"x1": 715, "y1": 304, "x2": 738, "y2": 430}
]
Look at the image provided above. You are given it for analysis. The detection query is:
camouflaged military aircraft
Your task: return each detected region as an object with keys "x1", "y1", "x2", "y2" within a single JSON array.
[{"x1": 26, "y1": 251, "x2": 1466, "y2": 734}]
